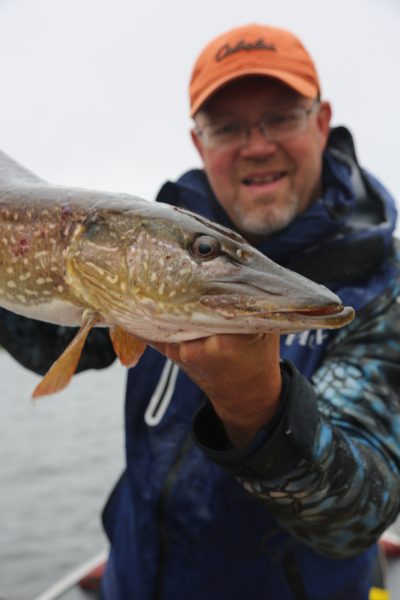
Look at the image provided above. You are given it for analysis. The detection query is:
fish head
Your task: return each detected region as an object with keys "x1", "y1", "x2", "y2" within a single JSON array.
[{"x1": 66, "y1": 200, "x2": 354, "y2": 340}]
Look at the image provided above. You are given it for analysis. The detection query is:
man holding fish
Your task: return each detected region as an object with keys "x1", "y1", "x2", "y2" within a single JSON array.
[{"x1": 1, "y1": 23, "x2": 400, "y2": 599}]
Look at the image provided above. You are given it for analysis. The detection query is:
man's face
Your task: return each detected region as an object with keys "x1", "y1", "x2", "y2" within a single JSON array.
[{"x1": 191, "y1": 78, "x2": 332, "y2": 241}]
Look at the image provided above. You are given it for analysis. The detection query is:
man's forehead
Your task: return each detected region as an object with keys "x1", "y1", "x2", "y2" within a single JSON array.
[{"x1": 196, "y1": 76, "x2": 307, "y2": 118}]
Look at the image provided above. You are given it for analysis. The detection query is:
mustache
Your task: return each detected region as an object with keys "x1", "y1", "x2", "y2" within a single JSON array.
[{"x1": 238, "y1": 158, "x2": 289, "y2": 175}]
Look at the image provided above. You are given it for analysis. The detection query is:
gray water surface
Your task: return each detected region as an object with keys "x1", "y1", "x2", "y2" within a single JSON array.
[{"x1": 0, "y1": 351, "x2": 125, "y2": 600}]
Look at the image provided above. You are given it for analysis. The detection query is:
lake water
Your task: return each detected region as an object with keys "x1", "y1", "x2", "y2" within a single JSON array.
[{"x1": 0, "y1": 351, "x2": 126, "y2": 600}]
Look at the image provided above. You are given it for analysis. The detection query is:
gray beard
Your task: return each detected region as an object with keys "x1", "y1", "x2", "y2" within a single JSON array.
[{"x1": 230, "y1": 197, "x2": 301, "y2": 239}]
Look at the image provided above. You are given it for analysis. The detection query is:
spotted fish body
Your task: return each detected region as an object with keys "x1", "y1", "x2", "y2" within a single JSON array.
[
  {"x1": 0, "y1": 157, "x2": 142, "y2": 327},
  {"x1": 0, "y1": 191, "x2": 82, "y2": 325},
  {"x1": 0, "y1": 150, "x2": 354, "y2": 397}
]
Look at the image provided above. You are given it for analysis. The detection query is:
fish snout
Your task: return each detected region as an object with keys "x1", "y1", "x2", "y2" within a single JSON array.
[{"x1": 199, "y1": 259, "x2": 351, "y2": 323}]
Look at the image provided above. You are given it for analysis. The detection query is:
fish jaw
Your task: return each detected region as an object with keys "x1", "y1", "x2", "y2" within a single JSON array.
[
  {"x1": 192, "y1": 255, "x2": 355, "y2": 332},
  {"x1": 198, "y1": 295, "x2": 355, "y2": 333}
]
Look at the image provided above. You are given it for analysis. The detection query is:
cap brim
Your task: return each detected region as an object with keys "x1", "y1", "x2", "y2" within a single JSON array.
[{"x1": 190, "y1": 68, "x2": 318, "y2": 117}]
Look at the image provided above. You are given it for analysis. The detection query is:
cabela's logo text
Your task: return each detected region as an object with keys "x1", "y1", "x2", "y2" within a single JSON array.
[{"x1": 215, "y1": 38, "x2": 276, "y2": 62}]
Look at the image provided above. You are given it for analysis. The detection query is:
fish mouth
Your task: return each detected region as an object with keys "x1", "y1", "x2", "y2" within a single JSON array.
[
  {"x1": 277, "y1": 304, "x2": 355, "y2": 326},
  {"x1": 287, "y1": 305, "x2": 345, "y2": 317},
  {"x1": 200, "y1": 293, "x2": 343, "y2": 316},
  {"x1": 199, "y1": 294, "x2": 354, "y2": 329}
]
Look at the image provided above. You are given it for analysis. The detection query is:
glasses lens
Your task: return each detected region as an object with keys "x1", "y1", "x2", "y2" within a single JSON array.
[
  {"x1": 262, "y1": 108, "x2": 308, "y2": 141},
  {"x1": 202, "y1": 120, "x2": 244, "y2": 148}
]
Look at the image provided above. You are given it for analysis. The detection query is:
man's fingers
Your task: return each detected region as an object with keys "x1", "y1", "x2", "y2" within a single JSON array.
[
  {"x1": 150, "y1": 333, "x2": 272, "y2": 368},
  {"x1": 150, "y1": 338, "x2": 209, "y2": 364}
]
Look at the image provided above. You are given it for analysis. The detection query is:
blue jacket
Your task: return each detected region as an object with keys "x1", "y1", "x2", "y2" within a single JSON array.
[{"x1": 99, "y1": 130, "x2": 400, "y2": 599}]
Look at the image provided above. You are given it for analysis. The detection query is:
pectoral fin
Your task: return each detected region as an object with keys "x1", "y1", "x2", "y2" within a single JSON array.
[
  {"x1": 109, "y1": 326, "x2": 146, "y2": 368},
  {"x1": 32, "y1": 312, "x2": 100, "y2": 399}
]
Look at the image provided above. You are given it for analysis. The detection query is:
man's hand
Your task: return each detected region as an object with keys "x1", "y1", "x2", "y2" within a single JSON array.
[{"x1": 152, "y1": 333, "x2": 282, "y2": 449}]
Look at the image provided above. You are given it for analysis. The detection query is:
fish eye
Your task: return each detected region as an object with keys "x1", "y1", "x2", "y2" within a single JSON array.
[
  {"x1": 191, "y1": 235, "x2": 220, "y2": 260},
  {"x1": 83, "y1": 216, "x2": 108, "y2": 239}
]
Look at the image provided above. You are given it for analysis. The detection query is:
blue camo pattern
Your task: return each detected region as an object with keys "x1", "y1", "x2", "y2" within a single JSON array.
[{"x1": 237, "y1": 246, "x2": 400, "y2": 556}]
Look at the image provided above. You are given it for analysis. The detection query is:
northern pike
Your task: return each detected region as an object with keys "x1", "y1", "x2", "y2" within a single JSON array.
[{"x1": 0, "y1": 150, "x2": 354, "y2": 398}]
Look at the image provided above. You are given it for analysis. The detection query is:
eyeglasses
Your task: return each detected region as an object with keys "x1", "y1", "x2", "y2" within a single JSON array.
[{"x1": 195, "y1": 100, "x2": 320, "y2": 149}]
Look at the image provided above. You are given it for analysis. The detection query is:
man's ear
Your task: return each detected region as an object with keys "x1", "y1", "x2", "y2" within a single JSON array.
[
  {"x1": 317, "y1": 101, "x2": 332, "y2": 150},
  {"x1": 191, "y1": 128, "x2": 205, "y2": 160}
]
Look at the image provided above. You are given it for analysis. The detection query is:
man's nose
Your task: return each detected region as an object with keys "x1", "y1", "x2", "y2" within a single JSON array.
[{"x1": 240, "y1": 123, "x2": 278, "y2": 155}]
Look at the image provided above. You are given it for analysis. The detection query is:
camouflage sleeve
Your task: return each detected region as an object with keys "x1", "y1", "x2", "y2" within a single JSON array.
[
  {"x1": 0, "y1": 308, "x2": 116, "y2": 375},
  {"x1": 193, "y1": 283, "x2": 400, "y2": 558}
]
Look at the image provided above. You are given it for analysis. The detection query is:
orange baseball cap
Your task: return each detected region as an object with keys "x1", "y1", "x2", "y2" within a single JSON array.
[{"x1": 189, "y1": 23, "x2": 321, "y2": 116}]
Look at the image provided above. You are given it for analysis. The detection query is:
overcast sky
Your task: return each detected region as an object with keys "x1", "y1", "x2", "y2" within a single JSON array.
[{"x1": 0, "y1": 0, "x2": 399, "y2": 227}]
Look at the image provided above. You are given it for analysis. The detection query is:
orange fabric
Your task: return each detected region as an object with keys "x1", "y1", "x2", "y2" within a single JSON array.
[
  {"x1": 189, "y1": 23, "x2": 321, "y2": 116},
  {"x1": 79, "y1": 562, "x2": 106, "y2": 591}
]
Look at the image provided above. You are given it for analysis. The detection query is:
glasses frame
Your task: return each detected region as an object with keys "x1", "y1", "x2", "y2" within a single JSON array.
[{"x1": 194, "y1": 99, "x2": 321, "y2": 149}]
